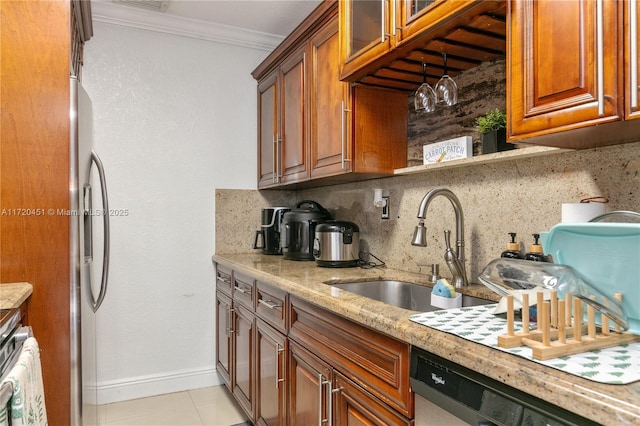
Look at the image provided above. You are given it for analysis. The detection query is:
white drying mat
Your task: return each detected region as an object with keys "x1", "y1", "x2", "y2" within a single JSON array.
[{"x1": 410, "y1": 304, "x2": 640, "y2": 385}]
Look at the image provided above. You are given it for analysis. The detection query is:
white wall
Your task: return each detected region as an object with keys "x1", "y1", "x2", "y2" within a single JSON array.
[{"x1": 82, "y1": 21, "x2": 264, "y2": 403}]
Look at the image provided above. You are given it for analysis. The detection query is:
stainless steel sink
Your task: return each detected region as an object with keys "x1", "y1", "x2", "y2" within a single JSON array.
[{"x1": 329, "y1": 280, "x2": 492, "y2": 312}]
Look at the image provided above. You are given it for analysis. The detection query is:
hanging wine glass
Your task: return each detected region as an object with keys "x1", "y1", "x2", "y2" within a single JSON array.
[
  {"x1": 435, "y1": 52, "x2": 458, "y2": 106},
  {"x1": 413, "y1": 62, "x2": 437, "y2": 113}
]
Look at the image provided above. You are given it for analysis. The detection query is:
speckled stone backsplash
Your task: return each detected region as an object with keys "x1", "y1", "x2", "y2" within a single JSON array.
[
  {"x1": 215, "y1": 188, "x2": 295, "y2": 255},
  {"x1": 217, "y1": 141, "x2": 640, "y2": 283},
  {"x1": 216, "y1": 58, "x2": 640, "y2": 283}
]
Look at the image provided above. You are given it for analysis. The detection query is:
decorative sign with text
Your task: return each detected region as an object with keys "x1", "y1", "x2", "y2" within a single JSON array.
[{"x1": 423, "y1": 136, "x2": 472, "y2": 165}]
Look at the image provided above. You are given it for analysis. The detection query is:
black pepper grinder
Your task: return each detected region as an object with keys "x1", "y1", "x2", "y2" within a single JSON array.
[
  {"x1": 501, "y1": 232, "x2": 524, "y2": 259},
  {"x1": 524, "y1": 233, "x2": 548, "y2": 262}
]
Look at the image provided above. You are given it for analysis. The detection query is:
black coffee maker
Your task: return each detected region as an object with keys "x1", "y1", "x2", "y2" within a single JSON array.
[{"x1": 253, "y1": 207, "x2": 290, "y2": 255}]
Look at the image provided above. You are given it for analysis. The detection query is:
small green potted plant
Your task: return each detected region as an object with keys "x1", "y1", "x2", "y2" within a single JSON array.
[{"x1": 475, "y1": 108, "x2": 512, "y2": 154}]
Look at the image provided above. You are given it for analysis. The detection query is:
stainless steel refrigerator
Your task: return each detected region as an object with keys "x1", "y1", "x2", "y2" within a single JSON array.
[{"x1": 70, "y1": 76, "x2": 110, "y2": 426}]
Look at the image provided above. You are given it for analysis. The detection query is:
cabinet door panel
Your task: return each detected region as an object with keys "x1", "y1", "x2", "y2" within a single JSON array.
[
  {"x1": 233, "y1": 304, "x2": 254, "y2": 419},
  {"x1": 258, "y1": 71, "x2": 278, "y2": 188},
  {"x1": 280, "y1": 47, "x2": 308, "y2": 183},
  {"x1": 289, "y1": 341, "x2": 332, "y2": 426},
  {"x1": 508, "y1": 0, "x2": 621, "y2": 140},
  {"x1": 352, "y1": 86, "x2": 407, "y2": 173},
  {"x1": 532, "y1": 2, "x2": 584, "y2": 102},
  {"x1": 256, "y1": 319, "x2": 287, "y2": 426},
  {"x1": 310, "y1": 18, "x2": 351, "y2": 178},
  {"x1": 216, "y1": 291, "x2": 232, "y2": 388}
]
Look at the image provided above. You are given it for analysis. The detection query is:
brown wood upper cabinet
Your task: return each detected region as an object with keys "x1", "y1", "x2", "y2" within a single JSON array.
[
  {"x1": 339, "y1": 0, "x2": 396, "y2": 81},
  {"x1": 339, "y1": 0, "x2": 477, "y2": 79},
  {"x1": 339, "y1": 0, "x2": 506, "y2": 86},
  {"x1": 626, "y1": 0, "x2": 640, "y2": 120},
  {"x1": 255, "y1": 3, "x2": 408, "y2": 189},
  {"x1": 311, "y1": 18, "x2": 408, "y2": 181},
  {"x1": 309, "y1": 19, "x2": 352, "y2": 179},
  {"x1": 397, "y1": 0, "x2": 493, "y2": 45},
  {"x1": 508, "y1": 0, "x2": 640, "y2": 146},
  {"x1": 257, "y1": 47, "x2": 307, "y2": 188}
]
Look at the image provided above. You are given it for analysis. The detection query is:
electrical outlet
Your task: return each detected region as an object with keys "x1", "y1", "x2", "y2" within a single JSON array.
[{"x1": 381, "y1": 197, "x2": 389, "y2": 219}]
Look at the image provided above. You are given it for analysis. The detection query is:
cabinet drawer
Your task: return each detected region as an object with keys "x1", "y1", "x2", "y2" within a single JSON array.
[
  {"x1": 289, "y1": 296, "x2": 413, "y2": 417},
  {"x1": 256, "y1": 281, "x2": 287, "y2": 333},
  {"x1": 233, "y1": 270, "x2": 255, "y2": 310},
  {"x1": 334, "y1": 371, "x2": 413, "y2": 426},
  {"x1": 216, "y1": 264, "x2": 233, "y2": 296}
]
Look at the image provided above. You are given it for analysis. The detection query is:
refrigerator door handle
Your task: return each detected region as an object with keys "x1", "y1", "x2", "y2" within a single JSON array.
[
  {"x1": 83, "y1": 183, "x2": 93, "y2": 262},
  {"x1": 90, "y1": 150, "x2": 110, "y2": 313}
]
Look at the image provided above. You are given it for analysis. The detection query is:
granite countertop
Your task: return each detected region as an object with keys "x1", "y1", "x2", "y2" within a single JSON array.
[
  {"x1": 213, "y1": 253, "x2": 640, "y2": 425},
  {"x1": 0, "y1": 282, "x2": 33, "y2": 309}
]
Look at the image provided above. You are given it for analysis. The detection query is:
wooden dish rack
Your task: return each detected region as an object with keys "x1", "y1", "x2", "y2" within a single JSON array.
[{"x1": 498, "y1": 291, "x2": 640, "y2": 360}]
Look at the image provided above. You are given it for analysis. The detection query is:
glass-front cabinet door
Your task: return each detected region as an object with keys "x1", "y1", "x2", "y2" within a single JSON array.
[
  {"x1": 340, "y1": 0, "x2": 397, "y2": 80},
  {"x1": 398, "y1": 0, "x2": 478, "y2": 44},
  {"x1": 349, "y1": 0, "x2": 384, "y2": 55},
  {"x1": 407, "y1": 0, "x2": 437, "y2": 17}
]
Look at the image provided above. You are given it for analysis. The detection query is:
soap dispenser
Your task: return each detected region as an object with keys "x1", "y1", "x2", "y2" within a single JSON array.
[
  {"x1": 524, "y1": 233, "x2": 548, "y2": 262},
  {"x1": 501, "y1": 232, "x2": 524, "y2": 259}
]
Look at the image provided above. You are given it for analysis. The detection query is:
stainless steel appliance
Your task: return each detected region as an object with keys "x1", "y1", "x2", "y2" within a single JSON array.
[
  {"x1": 410, "y1": 347, "x2": 596, "y2": 425},
  {"x1": 313, "y1": 220, "x2": 360, "y2": 267},
  {"x1": 70, "y1": 77, "x2": 111, "y2": 426},
  {"x1": 281, "y1": 200, "x2": 332, "y2": 261},
  {"x1": 253, "y1": 207, "x2": 290, "y2": 255}
]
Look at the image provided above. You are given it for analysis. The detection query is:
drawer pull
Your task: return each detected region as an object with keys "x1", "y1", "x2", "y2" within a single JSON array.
[
  {"x1": 596, "y1": 0, "x2": 604, "y2": 116},
  {"x1": 217, "y1": 274, "x2": 230, "y2": 284},
  {"x1": 234, "y1": 285, "x2": 250, "y2": 294},
  {"x1": 226, "y1": 308, "x2": 235, "y2": 334},
  {"x1": 341, "y1": 101, "x2": 351, "y2": 170},
  {"x1": 258, "y1": 298, "x2": 281, "y2": 310},
  {"x1": 275, "y1": 343, "x2": 285, "y2": 389},
  {"x1": 323, "y1": 376, "x2": 333, "y2": 426},
  {"x1": 318, "y1": 374, "x2": 328, "y2": 426}
]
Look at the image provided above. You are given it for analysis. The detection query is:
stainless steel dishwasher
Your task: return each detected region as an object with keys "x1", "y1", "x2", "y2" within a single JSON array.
[{"x1": 410, "y1": 346, "x2": 597, "y2": 426}]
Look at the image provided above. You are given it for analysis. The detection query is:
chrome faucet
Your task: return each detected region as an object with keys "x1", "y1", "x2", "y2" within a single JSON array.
[{"x1": 411, "y1": 188, "x2": 468, "y2": 288}]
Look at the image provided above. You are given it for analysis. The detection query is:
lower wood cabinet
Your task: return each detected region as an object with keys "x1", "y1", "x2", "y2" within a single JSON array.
[
  {"x1": 256, "y1": 318, "x2": 287, "y2": 426},
  {"x1": 232, "y1": 303, "x2": 255, "y2": 419},
  {"x1": 214, "y1": 263, "x2": 414, "y2": 425},
  {"x1": 289, "y1": 340, "x2": 333, "y2": 425},
  {"x1": 289, "y1": 296, "x2": 413, "y2": 418},
  {"x1": 334, "y1": 372, "x2": 413, "y2": 426},
  {"x1": 215, "y1": 290, "x2": 232, "y2": 387},
  {"x1": 215, "y1": 264, "x2": 256, "y2": 421}
]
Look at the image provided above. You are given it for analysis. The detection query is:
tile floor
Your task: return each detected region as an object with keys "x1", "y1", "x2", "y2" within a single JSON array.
[{"x1": 100, "y1": 385, "x2": 249, "y2": 426}]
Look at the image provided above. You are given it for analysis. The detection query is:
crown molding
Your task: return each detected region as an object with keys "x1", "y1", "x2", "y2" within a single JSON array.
[{"x1": 91, "y1": 1, "x2": 283, "y2": 52}]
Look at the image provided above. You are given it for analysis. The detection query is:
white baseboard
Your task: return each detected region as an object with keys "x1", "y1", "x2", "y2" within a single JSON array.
[{"x1": 97, "y1": 367, "x2": 223, "y2": 405}]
